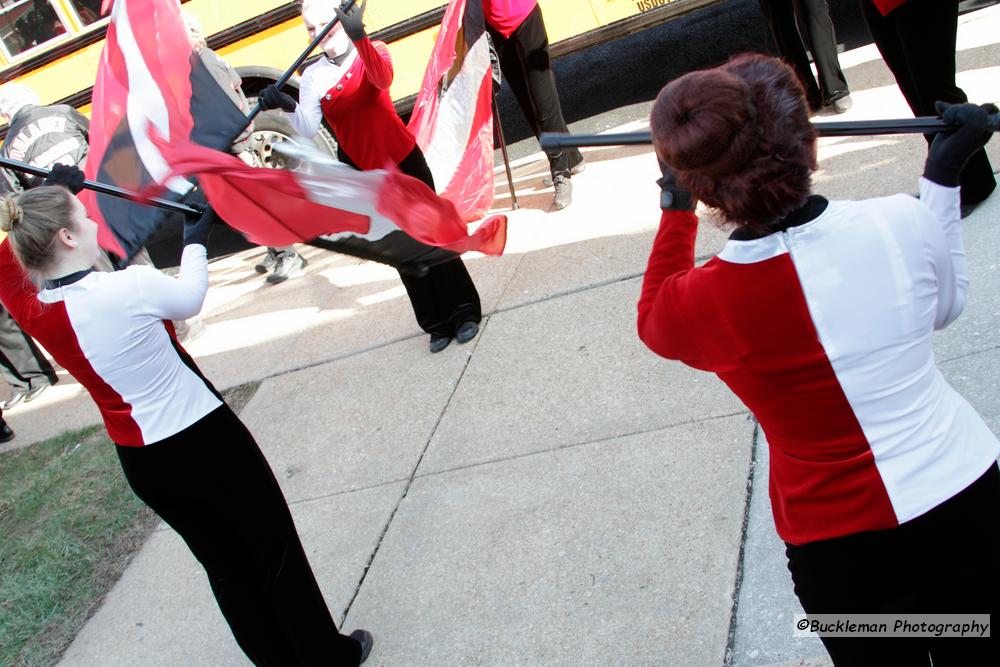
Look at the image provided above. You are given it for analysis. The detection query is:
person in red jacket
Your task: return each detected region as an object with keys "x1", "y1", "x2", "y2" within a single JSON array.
[
  {"x1": 861, "y1": 0, "x2": 995, "y2": 216},
  {"x1": 483, "y1": 0, "x2": 584, "y2": 210},
  {"x1": 639, "y1": 54, "x2": 997, "y2": 666},
  {"x1": 258, "y1": 0, "x2": 482, "y2": 354}
]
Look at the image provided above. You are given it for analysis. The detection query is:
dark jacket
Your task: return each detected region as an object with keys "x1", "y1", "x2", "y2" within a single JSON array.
[{"x1": 0, "y1": 104, "x2": 89, "y2": 193}]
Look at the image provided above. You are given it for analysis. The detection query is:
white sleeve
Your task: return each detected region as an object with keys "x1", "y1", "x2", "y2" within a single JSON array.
[
  {"x1": 134, "y1": 245, "x2": 209, "y2": 321},
  {"x1": 918, "y1": 177, "x2": 967, "y2": 330},
  {"x1": 289, "y1": 66, "x2": 323, "y2": 138}
]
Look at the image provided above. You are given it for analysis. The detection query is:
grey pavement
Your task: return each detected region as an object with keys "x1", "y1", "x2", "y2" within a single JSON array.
[{"x1": 9, "y1": 4, "x2": 998, "y2": 666}]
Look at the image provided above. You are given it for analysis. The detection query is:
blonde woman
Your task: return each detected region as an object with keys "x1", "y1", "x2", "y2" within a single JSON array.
[{"x1": 0, "y1": 166, "x2": 373, "y2": 666}]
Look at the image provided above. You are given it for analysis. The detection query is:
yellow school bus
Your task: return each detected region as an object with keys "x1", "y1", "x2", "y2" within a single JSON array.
[{"x1": 1, "y1": 0, "x2": 722, "y2": 152}]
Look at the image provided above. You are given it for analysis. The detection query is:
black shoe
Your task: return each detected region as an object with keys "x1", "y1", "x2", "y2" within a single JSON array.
[
  {"x1": 0, "y1": 418, "x2": 14, "y2": 443},
  {"x1": 552, "y1": 174, "x2": 572, "y2": 210},
  {"x1": 455, "y1": 320, "x2": 479, "y2": 344},
  {"x1": 429, "y1": 335, "x2": 451, "y2": 353},
  {"x1": 350, "y1": 629, "x2": 373, "y2": 664}
]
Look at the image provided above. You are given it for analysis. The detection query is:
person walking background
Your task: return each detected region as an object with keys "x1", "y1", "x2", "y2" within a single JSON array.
[
  {"x1": 483, "y1": 0, "x2": 584, "y2": 210},
  {"x1": 757, "y1": 0, "x2": 853, "y2": 113}
]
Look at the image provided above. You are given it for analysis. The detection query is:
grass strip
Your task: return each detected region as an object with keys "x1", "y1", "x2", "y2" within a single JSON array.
[{"x1": 0, "y1": 381, "x2": 261, "y2": 666}]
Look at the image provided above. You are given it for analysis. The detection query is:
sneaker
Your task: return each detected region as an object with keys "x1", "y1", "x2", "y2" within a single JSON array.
[
  {"x1": 455, "y1": 320, "x2": 479, "y2": 344},
  {"x1": 552, "y1": 174, "x2": 572, "y2": 210},
  {"x1": 0, "y1": 418, "x2": 13, "y2": 443},
  {"x1": 542, "y1": 157, "x2": 586, "y2": 185},
  {"x1": 826, "y1": 93, "x2": 853, "y2": 114},
  {"x1": 254, "y1": 248, "x2": 279, "y2": 274},
  {"x1": 349, "y1": 629, "x2": 374, "y2": 664},
  {"x1": 22, "y1": 384, "x2": 49, "y2": 403},
  {"x1": 1, "y1": 390, "x2": 27, "y2": 411},
  {"x1": 265, "y1": 252, "x2": 306, "y2": 285}
]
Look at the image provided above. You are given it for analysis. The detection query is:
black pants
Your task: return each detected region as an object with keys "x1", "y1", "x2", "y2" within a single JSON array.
[
  {"x1": 488, "y1": 5, "x2": 582, "y2": 177},
  {"x1": 116, "y1": 406, "x2": 361, "y2": 666},
  {"x1": 0, "y1": 305, "x2": 58, "y2": 392},
  {"x1": 759, "y1": 0, "x2": 849, "y2": 107},
  {"x1": 861, "y1": 0, "x2": 996, "y2": 206},
  {"x1": 785, "y1": 463, "x2": 998, "y2": 667},
  {"x1": 392, "y1": 147, "x2": 482, "y2": 338}
]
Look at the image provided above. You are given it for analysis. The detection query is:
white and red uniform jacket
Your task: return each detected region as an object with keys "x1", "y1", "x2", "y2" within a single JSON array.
[
  {"x1": 0, "y1": 241, "x2": 221, "y2": 446},
  {"x1": 638, "y1": 179, "x2": 1000, "y2": 545},
  {"x1": 290, "y1": 38, "x2": 415, "y2": 170}
]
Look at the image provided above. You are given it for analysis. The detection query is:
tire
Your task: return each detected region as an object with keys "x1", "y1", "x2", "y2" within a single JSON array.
[{"x1": 242, "y1": 98, "x2": 338, "y2": 170}]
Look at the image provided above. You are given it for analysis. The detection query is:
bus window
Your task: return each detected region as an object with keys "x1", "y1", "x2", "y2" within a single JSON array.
[
  {"x1": 0, "y1": 0, "x2": 68, "y2": 58},
  {"x1": 67, "y1": 0, "x2": 102, "y2": 26}
]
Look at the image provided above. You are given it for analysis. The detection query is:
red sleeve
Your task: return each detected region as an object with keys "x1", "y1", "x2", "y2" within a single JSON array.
[
  {"x1": 636, "y1": 209, "x2": 707, "y2": 366},
  {"x1": 357, "y1": 38, "x2": 394, "y2": 90},
  {"x1": 0, "y1": 238, "x2": 42, "y2": 332}
]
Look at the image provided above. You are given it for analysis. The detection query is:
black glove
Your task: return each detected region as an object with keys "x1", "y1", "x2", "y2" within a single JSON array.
[
  {"x1": 42, "y1": 163, "x2": 85, "y2": 194},
  {"x1": 657, "y1": 160, "x2": 695, "y2": 211},
  {"x1": 183, "y1": 205, "x2": 218, "y2": 248},
  {"x1": 335, "y1": 0, "x2": 367, "y2": 42},
  {"x1": 924, "y1": 101, "x2": 999, "y2": 187},
  {"x1": 258, "y1": 85, "x2": 297, "y2": 113}
]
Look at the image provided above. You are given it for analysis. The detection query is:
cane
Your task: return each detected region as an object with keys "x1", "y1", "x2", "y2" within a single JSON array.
[{"x1": 538, "y1": 116, "x2": 1000, "y2": 150}]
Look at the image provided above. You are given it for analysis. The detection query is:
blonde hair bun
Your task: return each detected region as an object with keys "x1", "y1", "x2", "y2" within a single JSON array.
[{"x1": 0, "y1": 195, "x2": 23, "y2": 233}]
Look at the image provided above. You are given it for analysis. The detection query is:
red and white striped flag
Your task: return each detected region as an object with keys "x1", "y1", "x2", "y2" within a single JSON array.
[
  {"x1": 408, "y1": 0, "x2": 496, "y2": 221},
  {"x1": 87, "y1": 0, "x2": 249, "y2": 259}
]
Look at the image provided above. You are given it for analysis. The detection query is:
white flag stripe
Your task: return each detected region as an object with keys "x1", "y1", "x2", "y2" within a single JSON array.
[
  {"x1": 275, "y1": 142, "x2": 399, "y2": 242},
  {"x1": 114, "y1": 0, "x2": 192, "y2": 195},
  {"x1": 421, "y1": 34, "x2": 491, "y2": 193}
]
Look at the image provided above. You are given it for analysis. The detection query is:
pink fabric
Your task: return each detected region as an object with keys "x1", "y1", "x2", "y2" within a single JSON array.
[{"x1": 481, "y1": 0, "x2": 537, "y2": 38}]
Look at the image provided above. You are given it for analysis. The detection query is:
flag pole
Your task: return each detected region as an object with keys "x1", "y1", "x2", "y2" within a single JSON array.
[
  {"x1": 492, "y1": 94, "x2": 519, "y2": 210},
  {"x1": 0, "y1": 157, "x2": 202, "y2": 217},
  {"x1": 242, "y1": 0, "x2": 356, "y2": 127},
  {"x1": 538, "y1": 116, "x2": 1000, "y2": 150}
]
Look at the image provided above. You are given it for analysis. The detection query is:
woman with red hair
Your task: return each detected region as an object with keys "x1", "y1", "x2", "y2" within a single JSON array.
[{"x1": 638, "y1": 53, "x2": 997, "y2": 665}]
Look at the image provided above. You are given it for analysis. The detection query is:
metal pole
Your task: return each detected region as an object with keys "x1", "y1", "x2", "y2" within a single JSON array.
[
  {"x1": 0, "y1": 157, "x2": 202, "y2": 217},
  {"x1": 538, "y1": 116, "x2": 1000, "y2": 151},
  {"x1": 242, "y1": 0, "x2": 356, "y2": 127},
  {"x1": 492, "y1": 95, "x2": 519, "y2": 210}
]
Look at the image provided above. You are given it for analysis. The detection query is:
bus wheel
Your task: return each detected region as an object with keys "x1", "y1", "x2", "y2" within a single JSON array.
[{"x1": 242, "y1": 103, "x2": 338, "y2": 170}]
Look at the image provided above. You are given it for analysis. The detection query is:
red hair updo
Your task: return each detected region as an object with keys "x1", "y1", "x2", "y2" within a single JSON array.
[{"x1": 650, "y1": 54, "x2": 817, "y2": 234}]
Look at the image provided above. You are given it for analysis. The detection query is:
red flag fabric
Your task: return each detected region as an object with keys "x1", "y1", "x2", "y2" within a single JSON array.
[
  {"x1": 870, "y1": 0, "x2": 907, "y2": 16},
  {"x1": 408, "y1": 0, "x2": 496, "y2": 221},
  {"x1": 154, "y1": 136, "x2": 507, "y2": 258}
]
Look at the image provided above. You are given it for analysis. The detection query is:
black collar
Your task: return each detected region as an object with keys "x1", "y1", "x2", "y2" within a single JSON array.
[
  {"x1": 45, "y1": 268, "x2": 93, "y2": 290},
  {"x1": 730, "y1": 195, "x2": 829, "y2": 241},
  {"x1": 327, "y1": 42, "x2": 356, "y2": 67}
]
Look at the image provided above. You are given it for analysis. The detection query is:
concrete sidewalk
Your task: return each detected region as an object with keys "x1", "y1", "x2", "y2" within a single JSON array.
[{"x1": 12, "y1": 6, "x2": 1000, "y2": 665}]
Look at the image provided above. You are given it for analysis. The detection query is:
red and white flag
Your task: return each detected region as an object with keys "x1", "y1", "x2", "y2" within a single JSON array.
[
  {"x1": 409, "y1": 0, "x2": 496, "y2": 221},
  {"x1": 154, "y1": 138, "x2": 507, "y2": 265},
  {"x1": 87, "y1": 0, "x2": 250, "y2": 259}
]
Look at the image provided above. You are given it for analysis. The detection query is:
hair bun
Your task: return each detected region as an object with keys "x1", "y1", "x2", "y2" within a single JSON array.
[
  {"x1": 650, "y1": 69, "x2": 761, "y2": 178},
  {"x1": 0, "y1": 196, "x2": 22, "y2": 233}
]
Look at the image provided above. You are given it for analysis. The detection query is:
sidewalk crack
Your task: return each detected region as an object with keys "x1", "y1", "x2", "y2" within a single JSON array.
[{"x1": 724, "y1": 417, "x2": 761, "y2": 666}]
